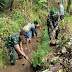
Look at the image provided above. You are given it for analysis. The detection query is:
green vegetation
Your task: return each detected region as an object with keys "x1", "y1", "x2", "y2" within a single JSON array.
[
  {"x1": 31, "y1": 27, "x2": 51, "y2": 67},
  {"x1": 0, "y1": 0, "x2": 72, "y2": 71}
]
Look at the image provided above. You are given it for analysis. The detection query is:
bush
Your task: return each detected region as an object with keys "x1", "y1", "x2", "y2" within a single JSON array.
[
  {"x1": 0, "y1": 0, "x2": 11, "y2": 12},
  {"x1": 31, "y1": 27, "x2": 51, "y2": 67}
]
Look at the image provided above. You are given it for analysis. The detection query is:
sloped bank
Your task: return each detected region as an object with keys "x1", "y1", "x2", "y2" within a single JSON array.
[{"x1": 31, "y1": 26, "x2": 51, "y2": 71}]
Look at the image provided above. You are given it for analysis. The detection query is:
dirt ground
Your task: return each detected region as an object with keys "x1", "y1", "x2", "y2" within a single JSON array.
[{"x1": 0, "y1": 28, "x2": 43, "y2": 72}]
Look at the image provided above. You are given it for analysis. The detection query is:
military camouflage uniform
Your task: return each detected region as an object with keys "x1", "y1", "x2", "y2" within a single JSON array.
[
  {"x1": 47, "y1": 9, "x2": 60, "y2": 40},
  {"x1": 5, "y1": 33, "x2": 22, "y2": 64}
]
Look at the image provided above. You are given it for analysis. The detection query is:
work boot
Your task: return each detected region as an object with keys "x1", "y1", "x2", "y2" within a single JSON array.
[
  {"x1": 11, "y1": 62, "x2": 15, "y2": 66},
  {"x1": 18, "y1": 55, "x2": 23, "y2": 59}
]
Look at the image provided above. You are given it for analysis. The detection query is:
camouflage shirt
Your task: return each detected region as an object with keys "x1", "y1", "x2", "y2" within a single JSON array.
[
  {"x1": 47, "y1": 12, "x2": 60, "y2": 31},
  {"x1": 5, "y1": 33, "x2": 21, "y2": 48}
]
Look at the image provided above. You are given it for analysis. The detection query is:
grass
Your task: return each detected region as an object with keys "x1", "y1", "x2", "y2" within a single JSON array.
[
  {"x1": 31, "y1": 27, "x2": 51, "y2": 67},
  {"x1": 67, "y1": 16, "x2": 72, "y2": 34},
  {"x1": 0, "y1": 12, "x2": 6, "y2": 17}
]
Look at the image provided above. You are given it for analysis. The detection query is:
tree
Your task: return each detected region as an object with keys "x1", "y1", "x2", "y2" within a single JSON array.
[
  {"x1": 0, "y1": 0, "x2": 12, "y2": 12},
  {"x1": 62, "y1": 0, "x2": 64, "y2": 4},
  {"x1": 47, "y1": 0, "x2": 49, "y2": 12},
  {"x1": 66, "y1": 0, "x2": 71, "y2": 12},
  {"x1": 10, "y1": 0, "x2": 14, "y2": 11}
]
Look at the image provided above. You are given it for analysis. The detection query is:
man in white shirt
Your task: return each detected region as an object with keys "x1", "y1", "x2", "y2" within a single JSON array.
[{"x1": 58, "y1": 2, "x2": 64, "y2": 23}]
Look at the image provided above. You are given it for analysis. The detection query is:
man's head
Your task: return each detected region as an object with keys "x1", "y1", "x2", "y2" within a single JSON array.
[
  {"x1": 34, "y1": 21, "x2": 39, "y2": 27},
  {"x1": 58, "y1": 2, "x2": 61, "y2": 5},
  {"x1": 50, "y1": 9, "x2": 56, "y2": 16},
  {"x1": 19, "y1": 30, "x2": 26, "y2": 40}
]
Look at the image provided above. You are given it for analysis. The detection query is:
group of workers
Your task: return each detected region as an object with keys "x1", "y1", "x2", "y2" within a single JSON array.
[{"x1": 5, "y1": 2, "x2": 64, "y2": 65}]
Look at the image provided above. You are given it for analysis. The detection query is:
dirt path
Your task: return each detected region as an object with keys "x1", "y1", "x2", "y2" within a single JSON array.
[{"x1": 0, "y1": 28, "x2": 43, "y2": 72}]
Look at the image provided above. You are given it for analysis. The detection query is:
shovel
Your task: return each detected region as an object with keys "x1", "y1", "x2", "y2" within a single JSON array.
[
  {"x1": 22, "y1": 58, "x2": 33, "y2": 68},
  {"x1": 50, "y1": 31, "x2": 56, "y2": 46}
]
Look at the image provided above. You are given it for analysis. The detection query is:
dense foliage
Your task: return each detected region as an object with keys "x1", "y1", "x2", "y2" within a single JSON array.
[{"x1": 0, "y1": 0, "x2": 72, "y2": 71}]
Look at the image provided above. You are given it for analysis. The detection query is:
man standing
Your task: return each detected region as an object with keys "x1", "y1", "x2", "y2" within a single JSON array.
[
  {"x1": 22, "y1": 21, "x2": 40, "y2": 44},
  {"x1": 58, "y1": 2, "x2": 64, "y2": 23},
  {"x1": 5, "y1": 30, "x2": 28, "y2": 65},
  {"x1": 47, "y1": 9, "x2": 60, "y2": 41}
]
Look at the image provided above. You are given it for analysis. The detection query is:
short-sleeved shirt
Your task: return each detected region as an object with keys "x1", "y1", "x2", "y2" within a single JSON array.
[
  {"x1": 60, "y1": 4, "x2": 64, "y2": 15},
  {"x1": 5, "y1": 33, "x2": 21, "y2": 48}
]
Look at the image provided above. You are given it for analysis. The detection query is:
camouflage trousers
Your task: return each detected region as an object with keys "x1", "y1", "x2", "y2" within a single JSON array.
[
  {"x1": 48, "y1": 27, "x2": 60, "y2": 40},
  {"x1": 5, "y1": 45, "x2": 22, "y2": 63}
]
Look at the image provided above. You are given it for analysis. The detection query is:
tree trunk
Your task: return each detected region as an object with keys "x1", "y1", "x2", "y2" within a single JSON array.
[
  {"x1": 66, "y1": 0, "x2": 71, "y2": 12},
  {"x1": 24, "y1": 0, "x2": 27, "y2": 14},
  {"x1": 65, "y1": 0, "x2": 67, "y2": 4},
  {"x1": 47, "y1": 0, "x2": 49, "y2": 12},
  {"x1": 30, "y1": 0, "x2": 32, "y2": 11},
  {"x1": 62, "y1": 0, "x2": 64, "y2": 4},
  {"x1": 10, "y1": 0, "x2": 14, "y2": 11}
]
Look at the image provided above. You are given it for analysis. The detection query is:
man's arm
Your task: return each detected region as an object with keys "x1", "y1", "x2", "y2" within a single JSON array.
[
  {"x1": 19, "y1": 40, "x2": 23, "y2": 51},
  {"x1": 31, "y1": 27, "x2": 35, "y2": 37},
  {"x1": 15, "y1": 46, "x2": 28, "y2": 60}
]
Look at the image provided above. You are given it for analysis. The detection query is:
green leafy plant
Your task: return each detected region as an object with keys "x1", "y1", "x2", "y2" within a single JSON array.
[{"x1": 31, "y1": 27, "x2": 51, "y2": 68}]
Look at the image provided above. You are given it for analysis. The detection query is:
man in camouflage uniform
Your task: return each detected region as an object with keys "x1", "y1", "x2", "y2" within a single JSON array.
[
  {"x1": 5, "y1": 30, "x2": 28, "y2": 65},
  {"x1": 47, "y1": 9, "x2": 60, "y2": 41}
]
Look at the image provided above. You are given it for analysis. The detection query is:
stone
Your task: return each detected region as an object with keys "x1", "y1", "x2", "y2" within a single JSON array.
[
  {"x1": 5, "y1": 66, "x2": 6, "y2": 67},
  {"x1": 61, "y1": 47, "x2": 67, "y2": 53}
]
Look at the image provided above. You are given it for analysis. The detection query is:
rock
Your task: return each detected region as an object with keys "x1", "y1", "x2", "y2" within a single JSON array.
[
  {"x1": 42, "y1": 69, "x2": 52, "y2": 72},
  {"x1": 5, "y1": 66, "x2": 6, "y2": 67},
  {"x1": 36, "y1": 40, "x2": 39, "y2": 42},
  {"x1": 57, "y1": 52, "x2": 61, "y2": 55},
  {"x1": 42, "y1": 58, "x2": 47, "y2": 62},
  {"x1": 65, "y1": 58, "x2": 68, "y2": 61},
  {"x1": 54, "y1": 53, "x2": 56, "y2": 55},
  {"x1": 68, "y1": 42, "x2": 71, "y2": 46},
  {"x1": 58, "y1": 69, "x2": 63, "y2": 72},
  {"x1": 49, "y1": 65, "x2": 53, "y2": 67},
  {"x1": 61, "y1": 47, "x2": 67, "y2": 53},
  {"x1": 62, "y1": 27, "x2": 65, "y2": 30},
  {"x1": 29, "y1": 50, "x2": 30, "y2": 51},
  {"x1": 49, "y1": 66, "x2": 57, "y2": 71}
]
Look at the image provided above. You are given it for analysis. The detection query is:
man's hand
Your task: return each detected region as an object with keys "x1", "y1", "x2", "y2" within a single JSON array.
[
  {"x1": 53, "y1": 30, "x2": 55, "y2": 34},
  {"x1": 55, "y1": 27, "x2": 58, "y2": 31},
  {"x1": 21, "y1": 47, "x2": 23, "y2": 52},
  {"x1": 24, "y1": 56, "x2": 29, "y2": 60}
]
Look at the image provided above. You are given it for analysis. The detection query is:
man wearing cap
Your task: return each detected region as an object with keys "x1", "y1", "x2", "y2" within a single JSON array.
[
  {"x1": 58, "y1": 2, "x2": 64, "y2": 23},
  {"x1": 47, "y1": 9, "x2": 60, "y2": 41},
  {"x1": 5, "y1": 30, "x2": 28, "y2": 65},
  {"x1": 22, "y1": 21, "x2": 40, "y2": 44}
]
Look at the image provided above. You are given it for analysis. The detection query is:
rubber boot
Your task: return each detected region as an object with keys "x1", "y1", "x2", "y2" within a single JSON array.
[
  {"x1": 11, "y1": 62, "x2": 15, "y2": 65},
  {"x1": 62, "y1": 19, "x2": 64, "y2": 23}
]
